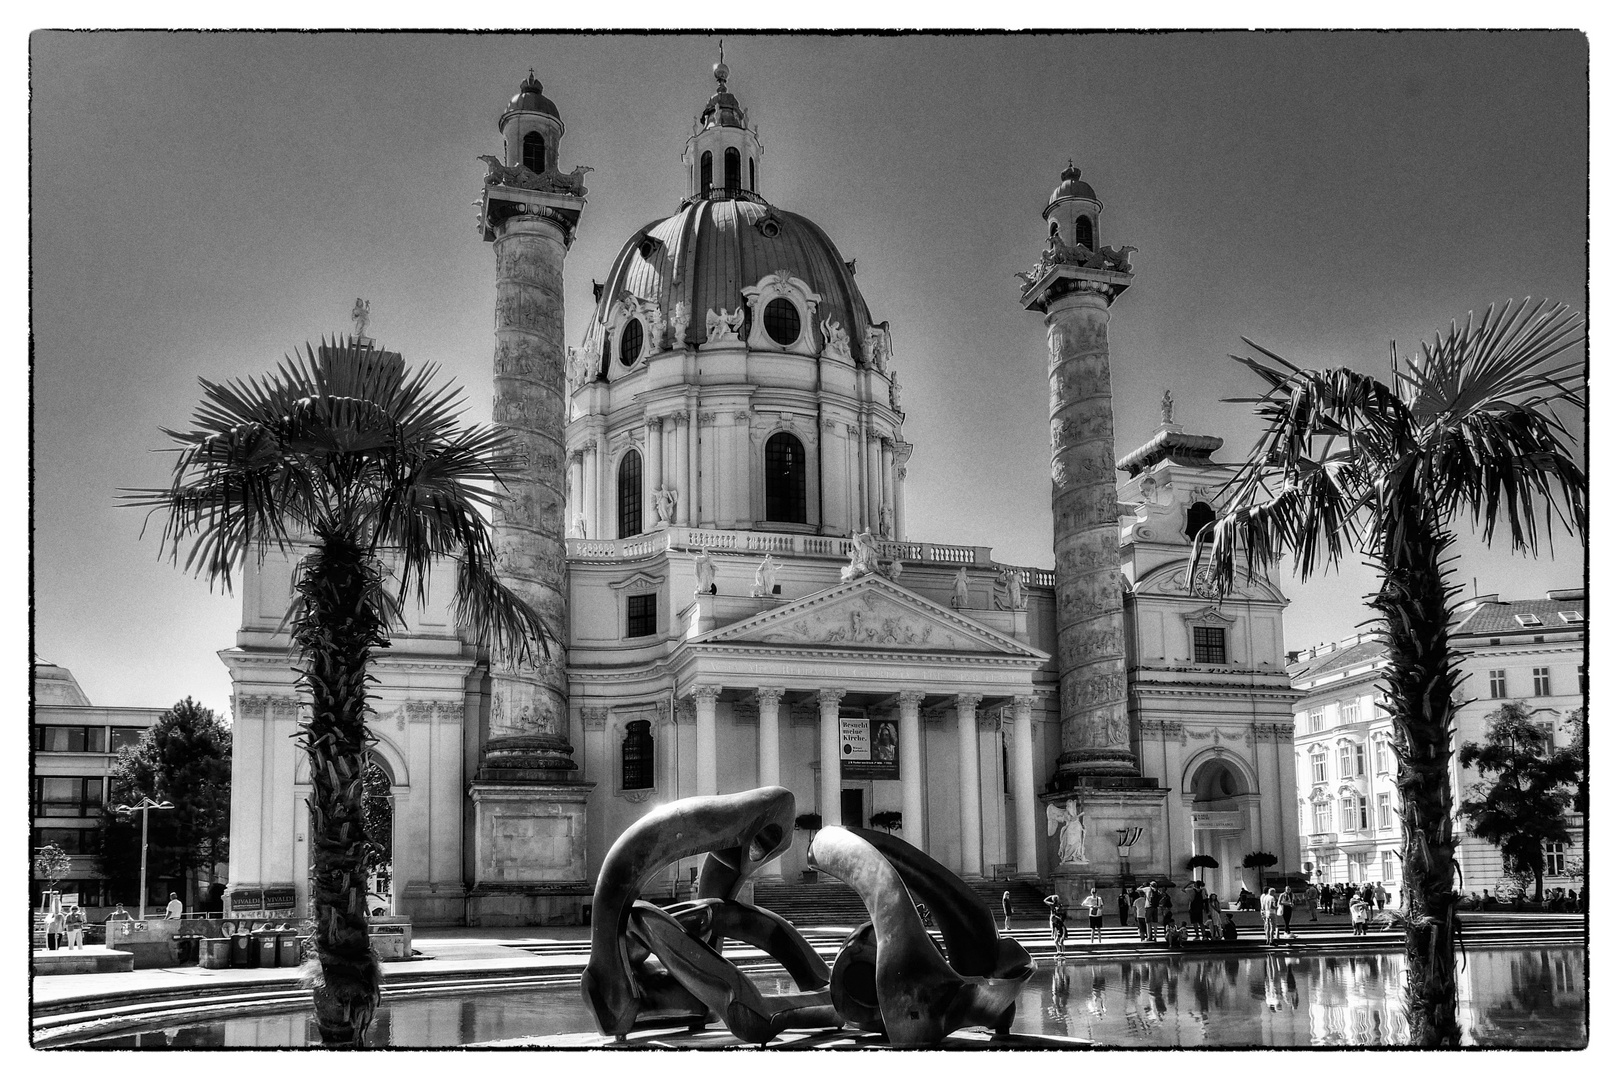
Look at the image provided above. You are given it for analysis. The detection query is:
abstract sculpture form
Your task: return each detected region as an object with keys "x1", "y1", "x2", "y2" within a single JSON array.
[{"x1": 581, "y1": 786, "x2": 1033, "y2": 1048}]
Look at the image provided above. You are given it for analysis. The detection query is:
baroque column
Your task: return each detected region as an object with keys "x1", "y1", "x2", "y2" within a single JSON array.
[
  {"x1": 692, "y1": 685, "x2": 721, "y2": 795},
  {"x1": 955, "y1": 693, "x2": 984, "y2": 877},
  {"x1": 756, "y1": 687, "x2": 787, "y2": 880},
  {"x1": 1020, "y1": 164, "x2": 1137, "y2": 782},
  {"x1": 1010, "y1": 695, "x2": 1039, "y2": 875},
  {"x1": 672, "y1": 411, "x2": 691, "y2": 526},
  {"x1": 818, "y1": 688, "x2": 846, "y2": 826},
  {"x1": 897, "y1": 690, "x2": 926, "y2": 853}
]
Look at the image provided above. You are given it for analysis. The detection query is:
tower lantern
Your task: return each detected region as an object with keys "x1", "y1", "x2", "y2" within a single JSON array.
[
  {"x1": 1043, "y1": 160, "x2": 1103, "y2": 251},
  {"x1": 682, "y1": 51, "x2": 765, "y2": 200}
]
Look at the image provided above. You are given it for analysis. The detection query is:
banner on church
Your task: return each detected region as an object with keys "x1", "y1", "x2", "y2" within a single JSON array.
[{"x1": 840, "y1": 717, "x2": 899, "y2": 779}]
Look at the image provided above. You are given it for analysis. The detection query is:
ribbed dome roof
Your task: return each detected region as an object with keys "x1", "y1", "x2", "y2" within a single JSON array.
[
  {"x1": 590, "y1": 197, "x2": 874, "y2": 370},
  {"x1": 499, "y1": 71, "x2": 560, "y2": 129},
  {"x1": 1048, "y1": 161, "x2": 1097, "y2": 205}
]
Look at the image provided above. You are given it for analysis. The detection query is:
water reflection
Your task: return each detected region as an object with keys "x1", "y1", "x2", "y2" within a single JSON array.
[{"x1": 71, "y1": 946, "x2": 1584, "y2": 1049}]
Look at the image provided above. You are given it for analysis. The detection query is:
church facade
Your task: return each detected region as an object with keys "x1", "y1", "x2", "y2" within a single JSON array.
[{"x1": 221, "y1": 65, "x2": 1299, "y2": 925}]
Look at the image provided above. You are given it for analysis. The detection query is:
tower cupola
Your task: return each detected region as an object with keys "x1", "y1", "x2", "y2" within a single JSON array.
[
  {"x1": 1043, "y1": 160, "x2": 1103, "y2": 251},
  {"x1": 499, "y1": 69, "x2": 565, "y2": 175},
  {"x1": 682, "y1": 52, "x2": 765, "y2": 201}
]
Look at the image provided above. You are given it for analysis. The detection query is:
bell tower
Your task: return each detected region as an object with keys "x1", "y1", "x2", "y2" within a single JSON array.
[{"x1": 469, "y1": 70, "x2": 595, "y2": 924}]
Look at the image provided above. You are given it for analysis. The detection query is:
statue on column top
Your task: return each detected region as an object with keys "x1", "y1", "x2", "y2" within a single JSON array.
[
  {"x1": 351, "y1": 298, "x2": 371, "y2": 340},
  {"x1": 1161, "y1": 389, "x2": 1174, "y2": 426}
]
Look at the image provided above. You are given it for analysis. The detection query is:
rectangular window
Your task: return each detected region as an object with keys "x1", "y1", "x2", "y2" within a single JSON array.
[
  {"x1": 1374, "y1": 740, "x2": 1390, "y2": 774},
  {"x1": 109, "y1": 727, "x2": 146, "y2": 752},
  {"x1": 1340, "y1": 700, "x2": 1362, "y2": 726},
  {"x1": 1310, "y1": 751, "x2": 1326, "y2": 784},
  {"x1": 1338, "y1": 745, "x2": 1353, "y2": 778},
  {"x1": 1515, "y1": 613, "x2": 1542, "y2": 628},
  {"x1": 1382, "y1": 851, "x2": 1396, "y2": 881},
  {"x1": 1193, "y1": 626, "x2": 1227, "y2": 665},
  {"x1": 1356, "y1": 796, "x2": 1369, "y2": 830},
  {"x1": 1377, "y1": 792, "x2": 1392, "y2": 829},
  {"x1": 1488, "y1": 670, "x2": 1508, "y2": 698},
  {"x1": 1533, "y1": 667, "x2": 1552, "y2": 696},
  {"x1": 1312, "y1": 802, "x2": 1330, "y2": 834},
  {"x1": 33, "y1": 776, "x2": 103, "y2": 817},
  {"x1": 625, "y1": 593, "x2": 658, "y2": 638},
  {"x1": 620, "y1": 720, "x2": 654, "y2": 790},
  {"x1": 1341, "y1": 798, "x2": 1356, "y2": 832},
  {"x1": 1307, "y1": 707, "x2": 1324, "y2": 733},
  {"x1": 1354, "y1": 743, "x2": 1367, "y2": 777},
  {"x1": 35, "y1": 726, "x2": 107, "y2": 753},
  {"x1": 1544, "y1": 842, "x2": 1566, "y2": 876},
  {"x1": 32, "y1": 827, "x2": 99, "y2": 855}
]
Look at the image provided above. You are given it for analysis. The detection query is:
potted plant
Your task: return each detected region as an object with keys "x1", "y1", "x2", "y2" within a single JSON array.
[
  {"x1": 794, "y1": 813, "x2": 822, "y2": 882},
  {"x1": 1241, "y1": 851, "x2": 1278, "y2": 894},
  {"x1": 1185, "y1": 853, "x2": 1219, "y2": 884},
  {"x1": 869, "y1": 810, "x2": 903, "y2": 834}
]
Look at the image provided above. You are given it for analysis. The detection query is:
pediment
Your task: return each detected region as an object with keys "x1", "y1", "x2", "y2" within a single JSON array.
[{"x1": 696, "y1": 575, "x2": 1047, "y2": 658}]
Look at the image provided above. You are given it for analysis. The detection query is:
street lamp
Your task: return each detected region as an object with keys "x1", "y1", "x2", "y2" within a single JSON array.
[{"x1": 114, "y1": 797, "x2": 174, "y2": 919}]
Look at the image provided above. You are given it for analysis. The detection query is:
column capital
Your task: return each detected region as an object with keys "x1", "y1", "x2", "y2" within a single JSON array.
[
  {"x1": 955, "y1": 692, "x2": 984, "y2": 712},
  {"x1": 569, "y1": 448, "x2": 584, "y2": 466},
  {"x1": 755, "y1": 687, "x2": 787, "y2": 709},
  {"x1": 646, "y1": 415, "x2": 663, "y2": 432},
  {"x1": 818, "y1": 688, "x2": 847, "y2": 710},
  {"x1": 581, "y1": 706, "x2": 608, "y2": 730},
  {"x1": 1011, "y1": 694, "x2": 1036, "y2": 712},
  {"x1": 897, "y1": 689, "x2": 927, "y2": 709},
  {"x1": 978, "y1": 711, "x2": 1003, "y2": 732},
  {"x1": 581, "y1": 436, "x2": 599, "y2": 453},
  {"x1": 690, "y1": 684, "x2": 722, "y2": 706}
]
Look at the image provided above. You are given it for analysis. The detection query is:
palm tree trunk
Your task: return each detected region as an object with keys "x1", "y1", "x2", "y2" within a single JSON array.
[
  {"x1": 294, "y1": 530, "x2": 386, "y2": 1047},
  {"x1": 1372, "y1": 510, "x2": 1463, "y2": 1047}
]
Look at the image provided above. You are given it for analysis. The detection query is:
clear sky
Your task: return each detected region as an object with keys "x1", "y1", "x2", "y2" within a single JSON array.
[{"x1": 30, "y1": 30, "x2": 1588, "y2": 717}]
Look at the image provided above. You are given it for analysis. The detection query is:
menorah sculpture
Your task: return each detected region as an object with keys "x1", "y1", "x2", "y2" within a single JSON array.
[{"x1": 581, "y1": 787, "x2": 1034, "y2": 1048}]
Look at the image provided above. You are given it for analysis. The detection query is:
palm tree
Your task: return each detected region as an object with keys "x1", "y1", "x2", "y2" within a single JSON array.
[
  {"x1": 125, "y1": 339, "x2": 548, "y2": 1046},
  {"x1": 1193, "y1": 299, "x2": 1586, "y2": 1046}
]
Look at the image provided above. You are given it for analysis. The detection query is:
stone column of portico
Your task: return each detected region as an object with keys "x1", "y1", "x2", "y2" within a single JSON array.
[
  {"x1": 898, "y1": 690, "x2": 926, "y2": 853},
  {"x1": 692, "y1": 685, "x2": 721, "y2": 796},
  {"x1": 1010, "y1": 695, "x2": 1039, "y2": 875},
  {"x1": 955, "y1": 693, "x2": 985, "y2": 877},
  {"x1": 756, "y1": 687, "x2": 787, "y2": 879},
  {"x1": 818, "y1": 688, "x2": 846, "y2": 826}
]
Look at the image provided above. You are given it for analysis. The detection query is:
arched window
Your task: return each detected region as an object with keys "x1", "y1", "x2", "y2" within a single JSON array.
[
  {"x1": 1049, "y1": 220, "x2": 1061, "y2": 238},
  {"x1": 522, "y1": 131, "x2": 545, "y2": 173},
  {"x1": 619, "y1": 319, "x2": 644, "y2": 366},
  {"x1": 749, "y1": 157, "x2": 756, "y2": 191},
  {"x1": 700, "y1": 151, "x2": 713, "y2": 194},
  {"x1": 621, "y1": 720, "x2": 653, "y2": 790},
  {"x1": 724, "y1": 147, "x2": 741, "y2": 192},
  {"x1": 1185, "y1": 500, "x2": 1216, "y2": 543},
  {"x1": 764, "y1": 433, "x2": 807, "y2": 523},
  {"x1": 1075, "y1": 216, "x2": 1095, "y2": 249},
  {"x1": 618, "y1": 450, "x2": 643, "y2": 537}
]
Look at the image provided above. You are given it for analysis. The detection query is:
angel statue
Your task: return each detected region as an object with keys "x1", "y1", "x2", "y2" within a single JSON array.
[
  {"x1": 351, "y1": 298, "x2": 371, "y2": 340},
  {"x1": 751, "y1": 553, "x2": 781, "y2": 596},
  {"x1": 693, "y1": 548, "x2": 717, "y2": 595},
  {"x1": 951, "y1": 565, "x2": 970, "y2": 609},
  {"x1": 841, "y1": 528, "x2": 881, "y2": 582},
  {"x1": 1045, "y1": 799, "x2": 1088, "y2": 865}
]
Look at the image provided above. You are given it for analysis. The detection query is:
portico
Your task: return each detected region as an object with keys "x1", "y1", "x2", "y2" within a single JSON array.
[{"x1": 667, "y1": 574, "x2": 1048, "y2": 878}]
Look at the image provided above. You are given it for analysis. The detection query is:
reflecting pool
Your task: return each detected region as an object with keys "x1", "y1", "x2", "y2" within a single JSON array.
[{"x1": 71, "y1": 945, "x2": 1585, "y2": 1049}]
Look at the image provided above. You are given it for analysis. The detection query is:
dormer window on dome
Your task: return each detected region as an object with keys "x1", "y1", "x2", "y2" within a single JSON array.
[
  {"x1": 763, "y1": 299, "x2": 801, "y2": 346},
  {"x1": 740, "y1": 271, "x2": 820, "y2": 357},
  {"x1": 619, "y1": 320, "x2": 644, "y2": 366}
]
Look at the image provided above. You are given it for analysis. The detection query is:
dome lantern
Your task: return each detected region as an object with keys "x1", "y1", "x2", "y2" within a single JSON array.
[
  {"x1": 498, "y1": 68, "x2": 565, "y2": 177},
  {"x1": 682, "y1": 51, "x2": 765, "y2": 201},
  {"x1": 1043, "y1": 158, "x2": 1103, "y2": 251}
]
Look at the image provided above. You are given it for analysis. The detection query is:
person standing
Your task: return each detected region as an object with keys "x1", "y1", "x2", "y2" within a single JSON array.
[
  {"x1": 44, "y1": 905, "x2": 65, "y2": 951},
  {"x1": 1002, "y1": 890, "x2": 1013, "y2": 933},
  {"x1": 164, "y1": 892, "x2": 183, "y2": 920},
  {"x1": 105, "y1": 903, "x2": 132, "y2": 941},
  {"x1": 1081, "y1": 885, "x2": 1105, "y2": 944},
  {"x1": 1131, "y1": 888, "x2": 1151, "y2": 942},
  {"x1": 1278, "y1": 885, "x2": 1296, "y2": 938},
  {"x1": 1044, "y1": 893, "x2": 1069, "y2": 958},
  {"x1": 1259, "y1": 887, "x2": 1280, "y2": 945},
  {"x1": 1116, "y1": 887, "x2": 1130, "y2": 928},
  {"x1": 1304, "y1": 882, "x2": 1319, "y2": 922},
  {"x1": 1349, "y1": 892, "x2": 1369, "y2": 936},
  {"x1": 1156, "y1": 885, "x2": 1174, "y2": 940},
  {"x1": 64, "y1": 905, "x2": 86, "y2": 950},
  {"x1": 1187, "y1": 882, "x2": 1207, "y2": 941},
  {"x1": 1375, "y1": 882, "x2": 1387, "y2": 911}
]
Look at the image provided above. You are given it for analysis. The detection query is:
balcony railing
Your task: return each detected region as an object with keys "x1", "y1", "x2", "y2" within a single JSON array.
[{"x1": 566, "y1": 526, "x2": 1056, "y2": 586}]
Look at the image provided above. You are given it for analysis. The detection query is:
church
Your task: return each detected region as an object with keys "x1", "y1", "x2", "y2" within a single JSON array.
[{"x1": 221, "y1": 63, "x2": 1299, "y2": 926}]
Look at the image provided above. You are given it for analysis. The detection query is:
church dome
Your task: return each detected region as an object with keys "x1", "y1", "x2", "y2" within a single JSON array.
[
  {"x1": 499, "y1": 71, "x2": 560, "y2": 129},
  {"x1": 588, "y1": 195, "x2": 874, "y2": 368},
  {"x1": 1048, "y1": 161, "x2": 1097, "y2": 205}
]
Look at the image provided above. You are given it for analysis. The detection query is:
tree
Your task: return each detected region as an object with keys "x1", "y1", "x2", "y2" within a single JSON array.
[
  {"x1": 1195, "y1": 299, "x2": 1586, "y2": 1046},
  {"x1": 34, "y1": 843, "x2": 70, "y2": 905},
  {"x1": 125, "y1": 340, "x2": 548, "y2": 1047},
  {"x1": 1241, "y1": 851, "x2": 1278, "y2": 893},
  {"x1": 100, "y1": 698, "x2": 231, "y2": 909},
  {"x1": 869, "y1": 810, "x2": 903, "y2": 834},
  {"x1": 1458, "y1": 701, "x2": 1580, "y2": 904},
  {"x1": 360, "y1": 761, "x2": 394, "y2": 904}
]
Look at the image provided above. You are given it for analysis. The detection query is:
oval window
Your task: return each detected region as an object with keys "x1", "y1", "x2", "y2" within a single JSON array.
[
  {"x1": 619, "y1": 319, "x2": 644, "y2": 365},
  {"x1": 762, "y1": 298, "x2": 801, "y2": 346}
]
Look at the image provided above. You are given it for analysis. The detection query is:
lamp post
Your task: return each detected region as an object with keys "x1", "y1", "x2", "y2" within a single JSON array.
[{"x1": 114, "y1": 797, "x2": 174, "y2": 919}]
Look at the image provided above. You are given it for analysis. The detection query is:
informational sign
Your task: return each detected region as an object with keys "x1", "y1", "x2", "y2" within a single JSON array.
[
  {"x1": 264, "y1": 886, "x2": 296, "y2": 910},
  {"x1": 231, "y1": 888, "x2": 263, "y2": 911},
  {"x1": 840, "y1": 717, "x2": 899, "y2": 780}
]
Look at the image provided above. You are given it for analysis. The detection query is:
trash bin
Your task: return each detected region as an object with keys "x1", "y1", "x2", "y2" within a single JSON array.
[
  {"x1": 230, "y1": 933, "x2": 256, "y2": 968},
  {"x1": 256, "y1": 932, "x2": 278, "y2": 968},
  {"x1": 277, "y1": 932, "x2": 303, "y2": 967},
  {"x1": 200, "y1": 938, "x2": 232, "y2": 969}
]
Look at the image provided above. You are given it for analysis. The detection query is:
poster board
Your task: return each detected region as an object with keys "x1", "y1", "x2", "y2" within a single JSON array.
[{"x1": 840, "y1": 716, "x2": 899, "y2": 779}]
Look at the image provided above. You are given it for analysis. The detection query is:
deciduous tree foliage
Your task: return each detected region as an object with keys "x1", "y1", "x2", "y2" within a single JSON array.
[
  {"x1": 125, "y1": 340, "x2": 548, "y2": 1047},
  {"x1": 1458, "y1": 701, "x2": 1581, "y2": 903},
  {"x1": 1194, "y1": 299, "x2": 1585, "y2": 1046},
  {"x1": 100, "y1": 697, "x2": 231, "y2": 908}
]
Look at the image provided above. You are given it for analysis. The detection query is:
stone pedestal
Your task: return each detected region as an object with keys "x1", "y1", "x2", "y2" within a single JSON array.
[
  {"x1": 467, "y1": 779, "x2": 594, "y2": 926},
  {"x1": 1040, "y1": 782, "x2": 1170, "y2": 903}
]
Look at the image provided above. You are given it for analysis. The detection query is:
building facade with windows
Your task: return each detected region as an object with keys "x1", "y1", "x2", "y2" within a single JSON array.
[
  {"x1": 222, "y1": 64, "x2": 1297, "y2": 925},
  {"x1": 31, "y1": 661, "x2": 169, "y2": 917},
  {"x1": 1289, "y1": 587, "x2": 1586, "y2": 897}
]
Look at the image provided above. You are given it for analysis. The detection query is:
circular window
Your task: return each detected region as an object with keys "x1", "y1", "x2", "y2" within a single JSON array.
[
  {"x1": 762, "y1": 298, "x2": 801, "y2": 346},
  {"x1": 619, "y1": 319, "x2": 644, "y2": 365}
]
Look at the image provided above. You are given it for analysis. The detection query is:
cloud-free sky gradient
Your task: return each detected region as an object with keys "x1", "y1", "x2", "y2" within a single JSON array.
[{"x1": 31, "y1": 31, "x2": 1587, "y2": 716}]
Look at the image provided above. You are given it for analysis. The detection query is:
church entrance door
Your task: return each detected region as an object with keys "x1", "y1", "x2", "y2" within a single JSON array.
[{"x1": 841, "y1": 788, "x2": 865, "y2": 830}]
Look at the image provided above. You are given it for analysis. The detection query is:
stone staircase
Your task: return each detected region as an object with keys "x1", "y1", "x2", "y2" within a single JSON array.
[{"x1": 750, "y1": 876, "x2": 1050, "y2": 928}]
